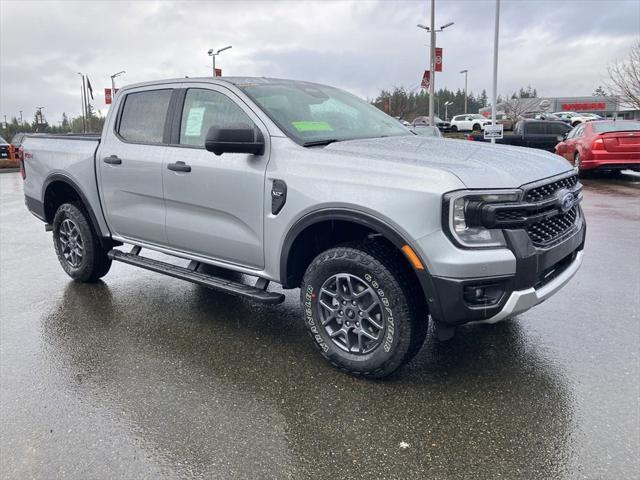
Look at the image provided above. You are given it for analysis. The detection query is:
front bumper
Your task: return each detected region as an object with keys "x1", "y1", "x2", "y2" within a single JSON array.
[
  {"x1": 471, "y1": 249, "x2": 583, "y2": 324},
  {"x1": 428, "y1": 215, "x2": 585, "y2": 326}
]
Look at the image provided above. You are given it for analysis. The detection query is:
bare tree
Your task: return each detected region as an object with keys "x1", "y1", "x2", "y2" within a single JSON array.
[
  {"x1": 502, "y1": 96, "x2": 543, "y2": 120},
  {"x1": 607, "y1": 41, "x2": 640, "y2": 110}
]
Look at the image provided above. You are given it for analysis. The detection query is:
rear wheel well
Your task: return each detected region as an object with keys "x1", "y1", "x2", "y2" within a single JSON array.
[
  {"x1": 283, "y1": 219, "x2": 423, "y2": 297},
  {"x1": 44, "y1": 181, "x2": 82, "y2": 223}
]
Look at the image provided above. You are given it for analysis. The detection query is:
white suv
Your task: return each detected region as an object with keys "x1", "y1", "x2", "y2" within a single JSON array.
[{"x1": 450, "y1": 114, "x2": 491, "y2": 132}]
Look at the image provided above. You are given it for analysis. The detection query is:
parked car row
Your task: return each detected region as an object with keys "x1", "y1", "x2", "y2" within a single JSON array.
[
  {"x1": 466, "y1": 119, "x2": 640, "y2": 174},
  {"x1": 466, "y1": 120, "x2": 572, "y2": 152}
]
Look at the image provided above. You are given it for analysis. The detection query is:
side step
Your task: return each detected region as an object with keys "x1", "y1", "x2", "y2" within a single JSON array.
[{"x1": 108, "y1": 249, "x2": 285, "y2": 304}]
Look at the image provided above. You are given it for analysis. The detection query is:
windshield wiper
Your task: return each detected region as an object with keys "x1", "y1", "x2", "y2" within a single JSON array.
[{"x1": 302, "y1": 139, "x2": 340, "y2": 147}]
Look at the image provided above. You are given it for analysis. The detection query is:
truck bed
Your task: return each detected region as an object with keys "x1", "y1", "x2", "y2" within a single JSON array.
[{"x1": 21, "y1": 133, "x2": 108, "y2": 234}]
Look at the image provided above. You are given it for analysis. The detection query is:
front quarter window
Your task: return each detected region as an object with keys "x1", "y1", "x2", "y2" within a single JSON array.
[{"x1": 239, "y1": 83, "x2": 410, "y2": 145}]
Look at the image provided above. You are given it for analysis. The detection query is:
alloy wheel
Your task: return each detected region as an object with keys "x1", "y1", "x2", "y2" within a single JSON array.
[
  {"x1": 58, "y1": 218, "x2": 84, "y2": 268},
  {"x1": 317, "y1": 273, "x2": 385, "y2": 354}
]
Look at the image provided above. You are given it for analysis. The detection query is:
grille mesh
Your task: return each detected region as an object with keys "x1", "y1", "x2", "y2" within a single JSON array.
[
  {"x1": 525, "y1": 175, "x2": 578, "y2": 203},
  {"x1": 526, "y1": 207, "x2": 578, "y2": 247}
]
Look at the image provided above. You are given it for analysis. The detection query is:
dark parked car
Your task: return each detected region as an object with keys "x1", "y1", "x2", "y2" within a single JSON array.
[
  {"x1": 413, "y1": 115, "x2": 452, "y2": 132},
  {"x1": 467, "y1": 120, "x2": 572, "y2": 152}
]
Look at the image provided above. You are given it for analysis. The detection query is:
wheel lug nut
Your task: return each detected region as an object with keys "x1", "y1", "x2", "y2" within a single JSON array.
[
  {"x1": 339, "y1": 310, "x2": 343, "y2": 316},
  {"x1": 351, "y1": 301, "x2": 356, "y2": 306},
  {"x1": 342, "y1": 300, "x2": 347, "y2": 305},
  {"x1": 359, "y1": 311, "x2": 364, "y2": 316}
]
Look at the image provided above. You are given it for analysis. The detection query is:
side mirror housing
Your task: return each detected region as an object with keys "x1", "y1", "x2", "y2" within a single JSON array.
[{"x1": 205, "y1": 124, "x2": 265, "y2": 156}]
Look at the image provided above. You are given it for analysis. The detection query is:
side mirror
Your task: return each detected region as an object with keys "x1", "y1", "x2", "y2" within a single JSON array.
[
  {"x1": 205, "y1": 124, "x2": 265, "y2": 156},
  {"x1": 556, "y1": 135, "x2": 565, "y2": 143}
]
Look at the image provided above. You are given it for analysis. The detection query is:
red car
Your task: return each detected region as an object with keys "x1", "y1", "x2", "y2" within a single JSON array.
[{"x1": 555, "y1": 120, "x2": 640, "y2": 172}]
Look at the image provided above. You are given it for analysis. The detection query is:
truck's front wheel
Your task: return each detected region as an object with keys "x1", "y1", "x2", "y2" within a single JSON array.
[
  {"x1": 52, "y1": 203, "x2": 111, "y2": 282},
  {"x1": 300, "y1": 242, "x2": 427, "y2": 378}
]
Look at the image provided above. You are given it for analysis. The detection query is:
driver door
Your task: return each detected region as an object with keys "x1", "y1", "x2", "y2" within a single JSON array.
[{"x1": 162, "y1": 85, "x2": 269, "y2": 269}]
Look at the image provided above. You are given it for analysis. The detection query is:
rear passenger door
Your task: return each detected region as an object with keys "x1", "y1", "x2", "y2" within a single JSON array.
[
  {"x1": 98, "y1": 87, "x2": 174, "y2": 245},
  {"x1": 161, "y1": 85, "x2": 269, "y2": 269}
]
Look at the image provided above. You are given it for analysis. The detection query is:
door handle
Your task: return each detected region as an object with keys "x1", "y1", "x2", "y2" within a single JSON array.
[
  {"x1": 103, "y1": 155, "x2": 122, "y2": 165},
  {"x1": 167, "y1": 161, "x2": 191, "y2": 173}
]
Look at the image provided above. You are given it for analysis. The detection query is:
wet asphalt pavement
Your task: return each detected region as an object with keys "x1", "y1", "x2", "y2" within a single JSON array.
[{"x1": 1, "y1": 170, "x2": 639, "y2": 479}]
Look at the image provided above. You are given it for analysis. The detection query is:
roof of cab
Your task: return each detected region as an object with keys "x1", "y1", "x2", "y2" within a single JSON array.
[{"x1": 119, "y1": 76, "x2": 325, "y2": 92}]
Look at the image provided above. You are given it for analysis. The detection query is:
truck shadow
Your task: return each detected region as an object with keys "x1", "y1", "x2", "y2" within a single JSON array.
[{"x1": 41, "y1": 280, "x2": 577, "y2": 479}]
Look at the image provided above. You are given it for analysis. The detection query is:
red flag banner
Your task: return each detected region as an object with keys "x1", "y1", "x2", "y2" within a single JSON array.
[
  {"x1": 435, "y1": 47, "x2": 443, "y2": 72},
  {"x1": 421, "y1": 70, "x2": 430, "y2": 89}
]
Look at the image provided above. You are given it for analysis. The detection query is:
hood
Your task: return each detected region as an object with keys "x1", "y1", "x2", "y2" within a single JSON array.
[{"x1": 323, "y1": 135, "x2": 573, "y2": 189}]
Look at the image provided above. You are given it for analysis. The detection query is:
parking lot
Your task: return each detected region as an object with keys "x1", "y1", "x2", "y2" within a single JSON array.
[{"x1": 0, "y1": 170, "x2": 638, "y2": 479}]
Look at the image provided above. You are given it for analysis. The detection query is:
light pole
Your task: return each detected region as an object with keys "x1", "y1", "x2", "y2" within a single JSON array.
[
  {"x1": 19, "y1": 110, "x2": 23, "y2": 126},
  {"x1": 444, "y1": 100, "x2": 453, "y2": 121},
  {"x1": 207, "y1": 46, "x2": 232, "y2": 77},
  {"x1": 491, "y1": 0, "x2": 501, "y2": 144},
  {"x1": 110, "y1": 70, "x2": 126, "y2": 99},
  {"x1": 77, "y1": 72, "x2": 87, "y2": 133},
  {"x1": 417, "y1": 4, "x2": 454, "y2": 126},
  {"x1": 460, "y1": 69, "x2": 468, "y2": 113}
]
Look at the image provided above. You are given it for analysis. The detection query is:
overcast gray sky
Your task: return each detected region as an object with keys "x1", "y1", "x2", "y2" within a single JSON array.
[{"x1": 1, "y1": 0, "x2": 639, "y2": 124}]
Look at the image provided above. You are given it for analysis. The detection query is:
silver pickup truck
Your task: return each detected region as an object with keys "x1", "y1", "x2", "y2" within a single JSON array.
[{"x1": 21, "y1": 77, "x2": 585, "y2": 378}]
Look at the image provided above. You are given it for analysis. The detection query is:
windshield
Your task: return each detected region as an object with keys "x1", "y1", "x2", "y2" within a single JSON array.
[
  {"x1": 239, "y1": 83, "x2": 410, "y2": 145},
  {"x1": 592, "y1": 121, "x2": 640, "y2": 133}
]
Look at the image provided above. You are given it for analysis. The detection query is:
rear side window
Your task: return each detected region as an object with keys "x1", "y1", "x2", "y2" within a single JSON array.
[
  {"x1": 179, "y1": 89, "x2": 254, "y2": 147},
  {"x1": 118, "y1": 89, "x2": 172, "y2": 143},
  {"x1": 548, "y1": 123, "x2": 570, "y2": 135},
  {"x1": 525, "y1": 122, "x2": 545, "y2": 134}
]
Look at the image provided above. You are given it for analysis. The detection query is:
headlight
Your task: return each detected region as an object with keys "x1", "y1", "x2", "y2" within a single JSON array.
[{"x1": 444, "y1": 190, "x2": 521, "y2": 248}]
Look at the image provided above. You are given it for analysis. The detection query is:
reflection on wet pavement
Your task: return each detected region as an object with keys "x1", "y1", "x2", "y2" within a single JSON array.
[{"x1": 1, "y1": 171, "x2": 638, "y2": 479}]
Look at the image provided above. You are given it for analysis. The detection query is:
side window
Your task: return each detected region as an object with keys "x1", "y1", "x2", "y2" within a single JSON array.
[
  {"x1": 548, "y1": 123, "x2": 569, "y2": 135},
  {"x1": 574, "y1": 125, "x2": 586, "y2": 137},
  {"x1": 526, "y1": 122, "x2": 545, "y2": 135},
  {"x1": 118, "y1": 89, "x2": 172, "y2": 143},
  {"x1": 179, "y1": 89, "x2": 254, "y2": 147}
]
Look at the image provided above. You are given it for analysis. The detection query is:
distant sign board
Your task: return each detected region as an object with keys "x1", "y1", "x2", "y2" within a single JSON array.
[
  {"x1": 421, "y1": 70, "x2": 430, "y2": 89},
  {"x1": 561, "y1": 102, "x2": 606, "y2": 111},
  {"x1": 435, "y1": 47, "x2": 443, "y2": 72},
  {"x1": 484, "y1": 123, "x2": 504, "y2": 140}
]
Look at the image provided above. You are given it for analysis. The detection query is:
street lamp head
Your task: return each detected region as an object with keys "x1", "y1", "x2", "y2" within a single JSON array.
[
  {"x1": 440, "y1": 21, "x2": 455, "y2": 29},
  {"x1": 216, "y1": 45, "x2": 232, "y2": 54},
  {"x1": 416, "y1": 24, "x2": 430, "y2": 31},
  {"x1": 460, "y1": 69, "x2": 468, "y2": 74},
  {"x1": 207, "y1": 49, "x2": 214, "y2": 56}
]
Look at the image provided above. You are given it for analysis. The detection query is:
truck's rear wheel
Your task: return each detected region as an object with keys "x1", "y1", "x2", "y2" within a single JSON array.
[
  {"x1": 52, "y1": 203, "x2": 111, "y2": 282},
  {"x1": 300, "y1": 242, "x2": 428, "y2": 378}
]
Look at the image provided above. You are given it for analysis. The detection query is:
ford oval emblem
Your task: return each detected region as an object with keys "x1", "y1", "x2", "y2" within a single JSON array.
[{"x1": 559, "y1": 192, "x2": 575, "y2": 213}]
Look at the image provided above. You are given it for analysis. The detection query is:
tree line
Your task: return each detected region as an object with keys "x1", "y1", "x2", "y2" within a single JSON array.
[{"x1": 0, "y1": 106, "x2": 105, "y2": 141}]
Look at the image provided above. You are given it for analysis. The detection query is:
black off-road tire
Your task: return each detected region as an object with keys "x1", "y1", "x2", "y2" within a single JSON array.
[
  {"x1": 52, "y1": 202, "x2": 112, "y2": 282},
  {"x1": 300, "y1": 241, "x2": 428, "y2": 379}
]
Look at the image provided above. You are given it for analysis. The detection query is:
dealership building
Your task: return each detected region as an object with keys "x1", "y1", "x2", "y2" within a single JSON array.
[{"x1": 479, "y1": 96, "x2": 640, "y2": 120}]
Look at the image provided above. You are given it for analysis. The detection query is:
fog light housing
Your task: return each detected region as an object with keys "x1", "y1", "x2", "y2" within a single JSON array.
[{"x1": 463, "y1": 283, "x2": 504, "y2": 306}]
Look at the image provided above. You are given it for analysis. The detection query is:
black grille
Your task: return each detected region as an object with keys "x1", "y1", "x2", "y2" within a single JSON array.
[
  {"x1": 525, "y1": 175, "x2": 578, "y2": 203},
  {"x1": 495, "y1": 209, "x2": 526, "y2": 222},
  {"x1": 526, "y1": 207, "x2": 578, "y2": 247}
]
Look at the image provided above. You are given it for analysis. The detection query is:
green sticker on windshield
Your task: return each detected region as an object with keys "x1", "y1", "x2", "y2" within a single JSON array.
[{"x1": 292, "y1": 121, "x2": 333, "y2": 132}]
